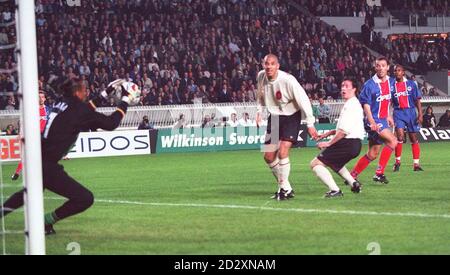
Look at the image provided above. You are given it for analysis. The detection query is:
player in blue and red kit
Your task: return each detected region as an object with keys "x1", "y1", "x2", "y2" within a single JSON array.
[
  {"x1": 351, "y1": 57, "x2": 398, "y2": 184},
  {"x1": 11, "y1": 91, "x2": 50, "y2": 180},
  {"x1": 391, "y1": 65, "x2": 423, "y2": 172}
]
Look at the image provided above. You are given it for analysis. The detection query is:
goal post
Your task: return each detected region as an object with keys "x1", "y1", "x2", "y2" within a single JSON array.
[{"x1": 17, "y1": 0, "x2": 45, "y2": 255}]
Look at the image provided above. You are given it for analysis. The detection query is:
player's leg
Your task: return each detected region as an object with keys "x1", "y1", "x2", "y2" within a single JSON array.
[
  {"x1": 409, "y1": 132, "x2": 423, "y2": 171},
  {"x1": 264, "y1": 146, "x2": 280, "y2": 186},
  {"x1": 316, "y1": 138, "x2": 362, "y2": 194},
  {"x1": 407, "y1": 114, "x2": 423, "y2": 171},
  {"x1": 43, "y1": 163, "x2": 94, "y2": 234},
  {"x1": 310, "y1": 158, "x2": 343, "y2": 198},
  {"x1": 272, "y1": 111, "x2": 302, "y2": 200},
  {"x1": 335, "y1": 139, "x2": 363, "y2": 193},
  {"x1": 0, "y1": 189, "x2": 25, "y2": 219},
  {"x1": 276, "y1": 140, "x2": 294, "y2": 195},
  {"x1": 263, "y1": 114, "x2": 282, "y2": 193},
  {"x1": 374, "y1": 128, "x2": 398, "y2": 183},
  {"x1": 11, "y1": 161, "x2": 23, "y2": 181},
  {"x1": 393, "y1": 127, "x2": 405, "y2": 172},
  {"x1": 351, "y1": 140, "x2": 381, "y2": 179}
]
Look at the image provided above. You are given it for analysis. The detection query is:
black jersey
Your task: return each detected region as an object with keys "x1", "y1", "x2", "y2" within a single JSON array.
[{"x1": 42, "y1": 96, "x2": 127, "y2": 162}]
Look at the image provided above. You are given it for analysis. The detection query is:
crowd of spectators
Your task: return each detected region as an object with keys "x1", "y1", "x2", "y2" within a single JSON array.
[
  {"x1": 2, "y1": 0, "x2": 447, "y2": 111},
  {"x1": 303, "y1": 0, "x2": 386, "y2": 19},
  {"x1": 382, "y1": 0, "x2": 450, "y2": 17},
  {"x1": 372, "y1": 35, "x2": 450, "y2": 74},
  {"x1": 304, "y1": 0, "x2": 449, "y2": 18},
  {"x1": 304, "y1": 0, "x2": 450, "y2": 75},
  {"x1": 0, "y1": 0, "x2": 380, "y2": 110}
]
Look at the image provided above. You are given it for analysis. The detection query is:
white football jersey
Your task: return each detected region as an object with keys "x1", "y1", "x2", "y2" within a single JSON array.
[
  {"x1": 256, "y1": 70, "x2": 315, "y2": 127},
  {"x1": 336, "y1": 96, "x2": 365, "y2": 140}
]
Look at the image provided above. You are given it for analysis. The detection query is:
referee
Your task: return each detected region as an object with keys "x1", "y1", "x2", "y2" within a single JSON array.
[
  {"x1": 0, "y1": 78, "x2": 134, "y2": 235},
  {"x1": 310, "y1": 78, "x2": 365, "y2": 198}
]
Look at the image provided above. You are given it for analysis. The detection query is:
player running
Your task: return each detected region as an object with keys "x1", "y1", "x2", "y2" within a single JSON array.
[{"x1": 351, "y1": 56, "x2": 398, "y2": 184}]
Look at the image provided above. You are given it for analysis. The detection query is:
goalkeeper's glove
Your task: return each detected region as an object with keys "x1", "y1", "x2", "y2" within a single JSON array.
[{"x1": 101, "y1": 79, "x2": 126, "y2": 98}]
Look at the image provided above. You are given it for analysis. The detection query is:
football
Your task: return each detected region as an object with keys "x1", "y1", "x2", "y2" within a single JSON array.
[{"x1": 116, "y1": 81, "x2": 141, "y2": 106}]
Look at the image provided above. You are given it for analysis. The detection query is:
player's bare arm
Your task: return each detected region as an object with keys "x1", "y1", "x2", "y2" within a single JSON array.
[
  {"x1": 363, "y1": 104, "x2": 379, "y2": 131},
  {"x1": 416, "y1": 99, "x2": 423, "y2": 125}
]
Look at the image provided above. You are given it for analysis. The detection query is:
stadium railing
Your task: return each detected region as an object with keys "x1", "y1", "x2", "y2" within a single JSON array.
[{"x1": 1, "y1": 97, "x2": 449, "y2": 130}]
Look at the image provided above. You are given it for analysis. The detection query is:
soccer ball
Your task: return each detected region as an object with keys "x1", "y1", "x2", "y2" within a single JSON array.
[{"x1": 116, "y1": 81, "x2": 141, "y2": 106}]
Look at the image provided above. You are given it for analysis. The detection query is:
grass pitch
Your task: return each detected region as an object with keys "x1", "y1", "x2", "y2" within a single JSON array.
[{"x1": 1, "y1": 142, "x2": 450, "y2": 255}]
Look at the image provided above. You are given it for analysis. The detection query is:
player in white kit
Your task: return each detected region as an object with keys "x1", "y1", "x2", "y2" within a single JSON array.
[
  {"x1": 256, "y1": 54, "x2": 318, "y2": 200},
  {"x1": 311, "y1": 78, "x2": 365, "y2": 198}
]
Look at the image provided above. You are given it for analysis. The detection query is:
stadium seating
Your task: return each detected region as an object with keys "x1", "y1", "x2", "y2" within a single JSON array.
[{"x1": 0, "y1": 0, "x2": 448, "y2": 110}]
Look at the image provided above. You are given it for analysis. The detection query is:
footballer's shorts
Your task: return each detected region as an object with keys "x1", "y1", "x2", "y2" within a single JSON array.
[
  {"x1": 365, "y1": 118, "x2": 390, "y2": 145},
  {"x1": 317, "y1": 138, "x2": 362, "y2": 173},
  {"x1": 265, "y1": 111, "x2": 302, "y2": 145},
  {"x1": 394, "y1": 108, "x2": 420, "y2": 133}
]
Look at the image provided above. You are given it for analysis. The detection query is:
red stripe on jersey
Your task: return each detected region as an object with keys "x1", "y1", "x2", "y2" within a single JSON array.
[
  {"x1": 39, "y1": 106, "x2": 47, "y2": 133},
  {"x1": 395, "y1": 82, "x2": 410, "y2": 109},
  {"x1": 378, "y1": 81, "x2": 390, "y2": 119}
]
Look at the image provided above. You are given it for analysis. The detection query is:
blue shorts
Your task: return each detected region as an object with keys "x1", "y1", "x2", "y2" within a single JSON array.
[
  {"x1": 394, "y1": 108, "x2": 420, "y2": 133},
  {"x1": 365, "y1": 118, "x2": 390, "y2": 145}
]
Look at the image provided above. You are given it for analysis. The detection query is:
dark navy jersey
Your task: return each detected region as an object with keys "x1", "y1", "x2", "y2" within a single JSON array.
[{"x1": 42, "y1": 96, "x2": 127, "y2": 162}]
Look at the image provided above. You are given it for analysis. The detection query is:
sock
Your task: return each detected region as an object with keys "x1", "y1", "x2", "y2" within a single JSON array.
[
  {"x1": 278, "y1": 158, "x2": 292, "y2": 191},
  {"x1": 313, "y1": 165, "x2": 340, "y2": 191},
  {"x1": 351, "y1": 154, "x2": 373, "y2": 178},
  {"x1": 44, "y1": 212, "x2": 59, "y2": 225},
  {"x1": 395, "y1": 141, "x2": 403, "y2": 163},
  {"x1": 338, "y1": 167, "x2": 356, "y2": 184},
  {"x1": 412, "y1": 143, "x2": 420, "y2": 165},
  {"x1": 14, "y1": 161, "x2": 23, "y2": 175},
  {"x1": 376, "y1": 145, "x2": 394, "y2": 175},
  {"x1": 268, "y1": 157, "x2": 280, "y2": 181}
]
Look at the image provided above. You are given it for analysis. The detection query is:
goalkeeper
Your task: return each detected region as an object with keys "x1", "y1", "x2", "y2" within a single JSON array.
[{"x1": 0, "y1": 77, "x2": 139, "y2": 235}]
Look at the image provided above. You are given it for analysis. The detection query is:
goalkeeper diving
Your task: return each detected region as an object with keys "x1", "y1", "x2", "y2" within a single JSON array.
[{"x1": 0, "y1": 77, "x2": 140, "y2": 235}]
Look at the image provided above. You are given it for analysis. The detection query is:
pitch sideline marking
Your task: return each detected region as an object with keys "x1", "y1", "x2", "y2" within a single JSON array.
[{"x1": 46, "y1": 197, "x2": 450, "y2": 220}]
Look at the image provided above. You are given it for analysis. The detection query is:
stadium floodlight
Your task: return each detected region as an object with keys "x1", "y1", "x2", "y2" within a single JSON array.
[{"x1": 16, "y1": 0, "x2": 46, "y2": 255}]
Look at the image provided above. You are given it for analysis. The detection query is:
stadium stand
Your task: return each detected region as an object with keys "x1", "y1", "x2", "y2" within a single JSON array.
[
  {"x1": 0, "y1": 0, "x2": 448, "y2": 112},
  {"x1": 1, "y1": 0, "x2": 377, "y2": 110}
]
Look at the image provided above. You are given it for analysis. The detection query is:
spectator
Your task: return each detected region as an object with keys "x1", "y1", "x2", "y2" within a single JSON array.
[
  {"x1": 4, "y1": 124, "x2": 18, "y2": 135},
  {"x1": 422, "y1": 106, "x2": 437, "y2": 128},
  {"x1": 0, "y1": 28, "x2": 8, "y2": 45},
  {"x1": 411, "y1": 74, "x2": 418, "y2": 87},
  {"x1": 361, "y1": 20, "x2": 371, "y2": 45},
  {"x1": 4, "y1": 96, "x2": 16, "y2": 110},
  {"x1": 238, "y1": 112, "x2": 254, "y2": 127},
  {"x1": 173, "y1": 114, "x2": 187, "y2": 129},
  {"x1": 79, "y1": 61, "x2": 91, "y2": 77},
  {"x1": 317, "y1": 97, "x2": 331, "y2": 123},
  {"x1": 228, "y1": 112, "x2": 239, "y2": 127},
  {"x1": 218, "y1": 84, "x2": 231, "y2": 103},
  {"x1": 217, "y1": 116, "x2": 229, "y2": 128},
  {"x1": 437, "y1": 109, "x2": 450, "y2": 127},
  {"x1": 138, "y1": 115, "x2": 154, "y2": 130},
  {"x1": 201, "y1": 115, "x2": 215, "y2": 128}
]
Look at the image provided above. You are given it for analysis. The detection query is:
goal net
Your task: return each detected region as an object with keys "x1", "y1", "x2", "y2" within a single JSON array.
[{"x1": 0, "y1": 0, "x2": 45, "y2": 255}]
